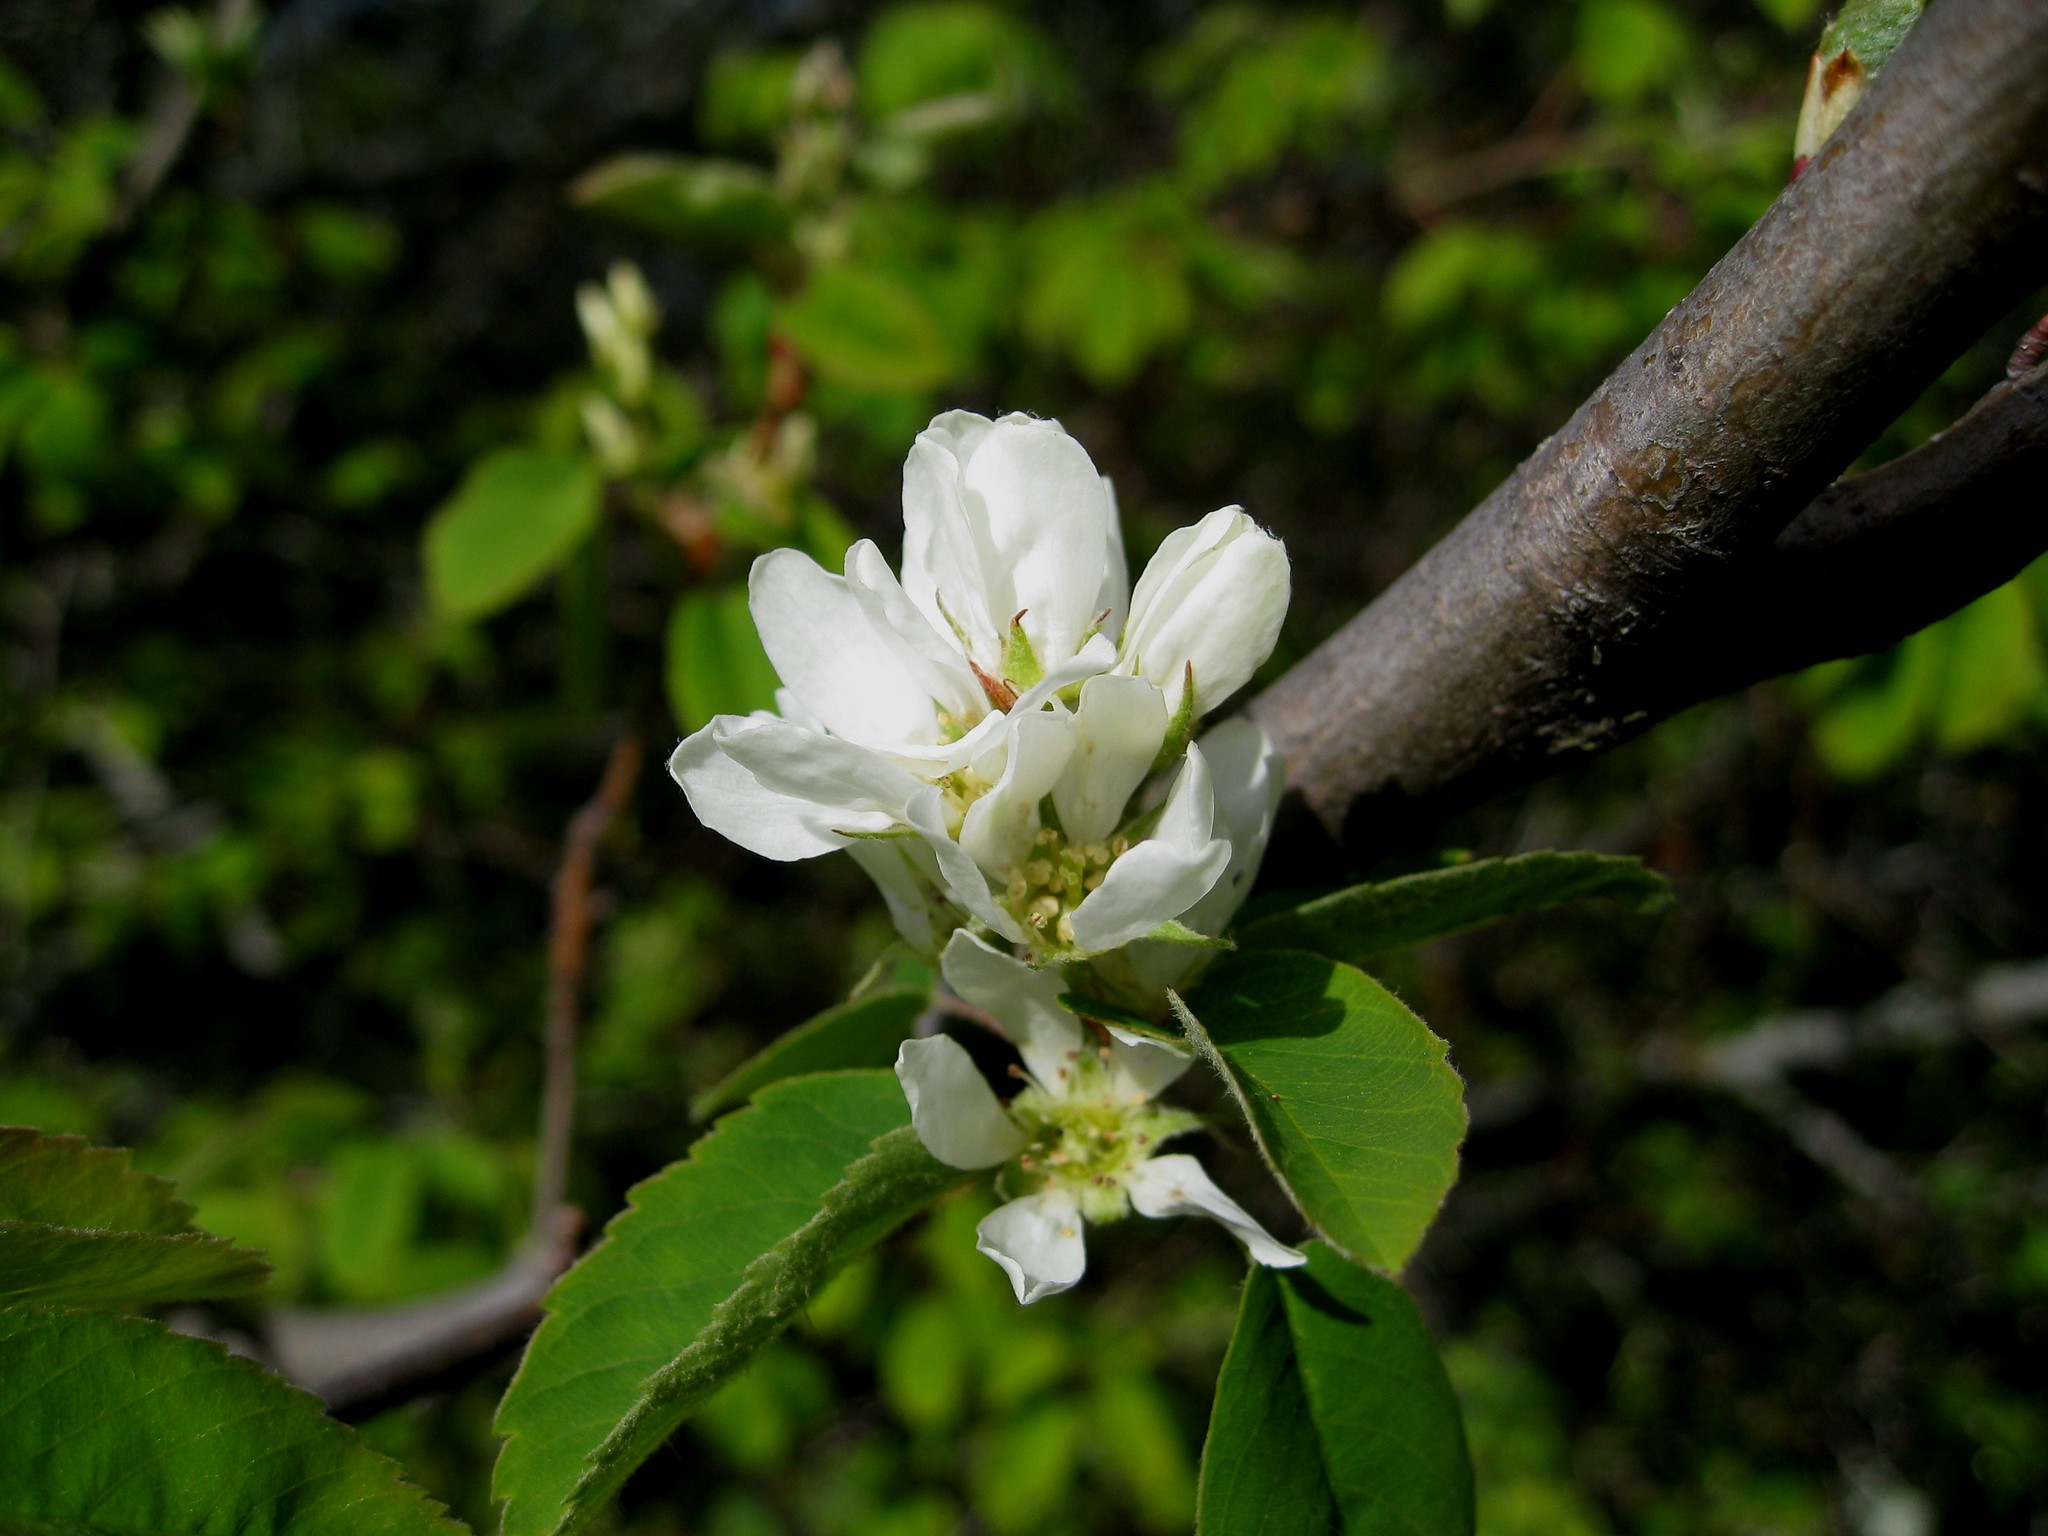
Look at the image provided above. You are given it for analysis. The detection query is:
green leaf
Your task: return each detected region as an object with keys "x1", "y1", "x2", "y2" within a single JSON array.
[
  {"x1": 493, "y1": 1071, "x2": 966, "y2": 1536},
  {"x1": 1057, "y1": 990, "x2": 1181, "y2": 1043},
  {"x1": 0, "y1": 1125, "x2": 193, "y2": 1232},
  {"x1": 0, "y1": 1127, "x2": 269, "y2": 1307},
  {"x1": 1933, "y1": 581, "x2": 2047, "y2": 754},
  {"x1": 776, "y1": 267, "x2": 953, "y2": 393},
  {"x1": 425, "y1": 448, "x2": 602, "y2": 622},
  {"x1": 1174, "y1": 951, "x2": 1466, "y2": 1271},
  {"x1": 571, "y1": 154, "x2": 792, "y2": 247},
  {"x1": 1237, "y1": 851, "x2": 1670, "y2": 967},
  {"x1": 0, "y1": 1223, "x2": 268, "y2": 1308},
  {"x1": 0, "y1": 1306, "x2": 465, "y2": 1534},
  {"x1": 1574, "y1": 0, "x2": 1691, "y2": 105},
  {"x1": 1198, "y1": 1255, "x2": 1336, "y2": 1533},
  {"x1": 856, "y1": 2, "x2": 1066, "y2": 121},
  {"x1": 1141, "y1": 918, "x2": 1236, "y2": 949},
  {"x1": 1200, "y1": 1244, "x2": 1473, "y2": 1535},
  {"x1": 666, "y1": 583, "x2": 783, "y2": 732},
  {"x1": 1818, "y1": 0, "x2": 1922, "y2": 66},
  {"x1": 691, "y1": 988, "x2": 930, "y2": 1121},
  {"x1": 1811, "y1": 624, "x2": 1944, "y2": 780}
]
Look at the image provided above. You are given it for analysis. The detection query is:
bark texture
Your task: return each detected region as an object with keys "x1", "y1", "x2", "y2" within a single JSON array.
[{"x1": 1250, "y1": 0, "x2": 2048, "y2": 846}]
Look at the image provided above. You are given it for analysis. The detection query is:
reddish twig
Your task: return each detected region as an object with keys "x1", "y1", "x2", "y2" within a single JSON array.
[{"x1": 532, "y1": 731, "x2": 644, "y2": 1236}]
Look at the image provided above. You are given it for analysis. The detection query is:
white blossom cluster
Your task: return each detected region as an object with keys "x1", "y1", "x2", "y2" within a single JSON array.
[{"x1": 670, "y1": 411, "x2": 1303, "y2": 1301}]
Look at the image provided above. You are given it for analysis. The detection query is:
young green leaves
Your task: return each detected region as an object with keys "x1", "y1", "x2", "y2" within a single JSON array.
[{"x1": 492, "y1": 1071, "x2": 968, "y2": 1536}]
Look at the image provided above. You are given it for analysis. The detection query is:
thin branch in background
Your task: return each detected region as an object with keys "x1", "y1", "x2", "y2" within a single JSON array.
[
  {"x1": 120, "y1": 0, "x2": 260, "y2": 222},
  {"x1": 532, "y1": 730, "x2": 644, "y2": 1238},
  {"x1": 231, "y1": 734, "x2": 642, "y2": 1411},
  {"x1": 1637, "y1": 959, "x2": 2048, "y2": 1209},
  {"x1": 266, "y1": 1204, "x2": 584, "y2": 1421}
]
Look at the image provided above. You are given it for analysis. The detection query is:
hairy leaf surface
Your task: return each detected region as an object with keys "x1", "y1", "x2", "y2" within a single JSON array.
[
  {"x1": 1237, "y1": 851, "x2": 1668, "y2": 967},
  {"x1": 1175, "y1": 951, "x2": 1465, "y2": 1269},
  {"x1": 493, "y1": 1071, "x2": 964, "y2": 1536},
  {"x1": 0, "y1": 1306, "x2": 464, "y2": 1534}
]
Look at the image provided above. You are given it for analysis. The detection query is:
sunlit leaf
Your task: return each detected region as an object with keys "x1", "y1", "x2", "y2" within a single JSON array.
[
  {"x1": 425, "y1": 448, "x2": 602, "y2": 622},
  {"x1": 1575, "y1": 0, "x2": 1692, "y2": 105},
  {"x1": 493, "y1": 1071, "x2": 966, "y2": 1536},
  {"x1": 776, "y1": 266, "x2": 953, "y2": 393},
  {"x1": 1237, "y1": 851, "x2": 1670, "y2": 966},
  {"x1": 1174, "y1": 951, "x2": 1465, "y2": 1270},
  {"x1": 1933, "y1": 581, "x2": 2047, "y2": 754},
  {"x1": 0, "y1": 1306, "x2": 464, "y2": 1534},
  {"x1": 571, "y1": 154, "x2": 791, "y2": 247},
  {"x1": 857, "y1": 2, "x2": 1066, "y2": 123}
]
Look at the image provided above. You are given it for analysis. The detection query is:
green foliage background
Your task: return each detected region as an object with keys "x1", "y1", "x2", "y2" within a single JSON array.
[{"x1": 2, "y1": 0, "x2": 2044, "y2": 1531}]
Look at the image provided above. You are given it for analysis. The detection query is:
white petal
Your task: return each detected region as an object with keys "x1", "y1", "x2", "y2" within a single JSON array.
[
  {"x1": 1067, "y1": 743, "x2": 1230, "y2": 953},
  {"x1": 961, "y1": 418, "x2": 1115, "y2": 669},
  {"x1": 958, "y1": 709, "x2": 1075, "y2": 880},
  {"x1": 719, "y1": 717, "x2": 926, "y2": 826},
  {"x1": 976, "y1": 1189, "x2": 1088, "y2": 1304},
  {"x1": 1052, "y1": 674, "x2": 1168, "y2": 846},
  {"x1": 873, "y1": 632, "x2": 1115, "y2": 781},
  {"x1": 941, "y1": 930, "x2": 1084, "y2": 1094},
  {"x1": 1119, "y1": 508, "x2": 1290, "y2": 718},
  {"x1": 905, "y1": 786, "x2": 1023, "y2": 942},
  {"x1": 896, "y1": 1035, "x2": 1026, "y2": 1170},
  {"x1": 848, "y1": 838, "x2": 952, "y2": 957},
  {"x1": 902, "y1": 427, "x2": 1001, "y2": 664},
  {"x1": 895, "y1": 1040, "x2": 1022, "y2": 1172},
  {"x1": 843, "y1": 538, "x2": 984, "y2": 724},
  {"x1": 1172, "y1": 718, "x2": 1284, "y2": 937},
  {"x1": 1095, "y1": 474, "x2": 1130, "y2": 642},
  {"x1": 668, "y1": 717, "x2": 921, "y2": 861},
  {"x1": 1125, "y1": 1154, "x2": 1305, "y2": 1268},
  {"x1": 748, "y1": 548, "x2": 938, "y2": 748},
  {"x1": 1102, "y1": 1027, "x2": 1193, "y2": 1100}
]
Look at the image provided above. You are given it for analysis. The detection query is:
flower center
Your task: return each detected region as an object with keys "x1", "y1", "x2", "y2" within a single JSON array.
[
  {"x1": 1001, "y1": 825, "x2": 1129, "y2": 951},
  {"x1": 1006, "y1": 1061, "x2": 1199, "y2": 1223}
]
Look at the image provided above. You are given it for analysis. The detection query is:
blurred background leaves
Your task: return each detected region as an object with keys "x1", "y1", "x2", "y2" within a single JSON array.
[{"x1": 2, "y1": 0, "x2": 2045, "y2": 1531}]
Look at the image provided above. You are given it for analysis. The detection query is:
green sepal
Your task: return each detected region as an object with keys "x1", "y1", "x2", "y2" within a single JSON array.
[
  {"x1": 1056, "y1": 991, "x2": 1180, "y2": 1043},
  {"x1": 1001, "y1": 615, "x2": 1043, "y2": 691},
  {"x1": 1150, "y1": 661, "x2": 1198, "y2": 773},
  {"x1": 1141, "y1": 919, "x2": 1233, "y2": 949}
]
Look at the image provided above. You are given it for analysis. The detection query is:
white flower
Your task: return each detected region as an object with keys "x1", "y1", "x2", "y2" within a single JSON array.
[
  {"x1": 1088, "y1": 716, "x2": 1287, "y2": 998},
  {"x1": 667, "y1": 410, "x2": 1290, "y2": 960},
  {"x1": 1117, "y1": 507, "x2": 1291, "y2": 721},
  {"x1": 895, "y1": 931, "x2": 1305, "y2": 1304}
]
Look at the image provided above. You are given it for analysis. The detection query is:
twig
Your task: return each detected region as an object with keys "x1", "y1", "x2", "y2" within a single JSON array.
[
  {"x1": 1637, "y1": 960, "x2": 2048, "y2": 1208},
  {"x1": 1250, "y1": 0, "x2": 2048, "y2": 847},
  {"x1": 532, "y1": 731, "x2": 643, "y2": 1237},
  {"x1": 263, "y1": 1204, "x2": 584, "y2": 1420},
  {"x1": 120, "y1": 0, "x2": 260, "y2": 222}
]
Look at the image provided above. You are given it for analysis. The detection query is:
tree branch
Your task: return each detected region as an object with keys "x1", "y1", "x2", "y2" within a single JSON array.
[
  {"x1": 253, "y1": 733, "x2": 641, "y2": 1415},
  {"x1": 533, "y1": 730, "x2": 643, "y2": 1234},
  {"x1": 1251, "y1": 0, "x2": 2048, "y2": 846}
]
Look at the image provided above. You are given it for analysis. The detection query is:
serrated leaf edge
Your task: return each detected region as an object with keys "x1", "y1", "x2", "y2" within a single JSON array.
[{"x1": 554, "y1": 1123, "x2": 966, "y2": 1533}]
